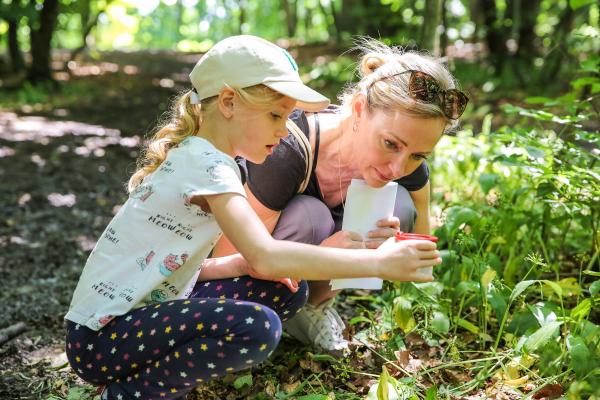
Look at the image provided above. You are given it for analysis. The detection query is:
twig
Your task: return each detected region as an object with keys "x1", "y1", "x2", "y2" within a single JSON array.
[{"x1": 0, "y1": 322, "x2": 27, "y2": 346}]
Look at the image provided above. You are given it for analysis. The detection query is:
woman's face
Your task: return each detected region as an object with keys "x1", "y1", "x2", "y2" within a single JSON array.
[{"x1": 353, "y1": 105, "x2": 446, "y2": 188}]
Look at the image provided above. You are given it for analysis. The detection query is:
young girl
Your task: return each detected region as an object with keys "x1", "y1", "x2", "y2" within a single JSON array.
[{"x1": 65, "y1": 35, "x2": 441, "y2": 400}]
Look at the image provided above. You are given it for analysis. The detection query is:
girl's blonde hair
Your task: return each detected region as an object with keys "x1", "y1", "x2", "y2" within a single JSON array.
[
  {"x1": 128, "y1": 85, "x2": 285, "y2": 192},
  {"x1": 339, "y1": 38, "x2": 462, "y2": 131}
]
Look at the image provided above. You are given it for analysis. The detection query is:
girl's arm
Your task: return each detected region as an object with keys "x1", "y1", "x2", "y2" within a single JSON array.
[
  {"x1": 211, "y1": 183, "x2": 281, "y2": 258},
  {"x1": 199, "y1": 192, "x2": 440, "y2": 282},
  {"x1": 410, "y1": 182, "x2": 431, "y2": 235}
]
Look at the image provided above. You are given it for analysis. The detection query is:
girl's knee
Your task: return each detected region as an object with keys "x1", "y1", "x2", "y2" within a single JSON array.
[{"x1": 242, "y1": 305, "x2": 281, "y2": 360}]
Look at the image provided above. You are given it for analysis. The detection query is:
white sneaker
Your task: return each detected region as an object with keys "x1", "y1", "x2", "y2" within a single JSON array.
[{"x1": 283, "y1": 298, "x2": 349, "y2": 353}]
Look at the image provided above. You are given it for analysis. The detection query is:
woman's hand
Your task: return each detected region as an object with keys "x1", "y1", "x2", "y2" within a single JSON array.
[
  {"x1": 365, "y1": 216, "x2": 401, "y2": 249},
  {"x1": 320, "y1": 230, "x2": 366, "y2": 249},
  {"x1": 375, "y1": 237, "x2": 442, "y2": 282}
]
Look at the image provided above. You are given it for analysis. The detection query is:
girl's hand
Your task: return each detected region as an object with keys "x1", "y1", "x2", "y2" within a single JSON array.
[
  {"x1": 376, "y1": 237, "x2": 442, "y2": 282},
  {"x1": 365, "y1": 216, "x2": 401, "y2": 249},
  {"x1": 320, "y1": 230, "x2": 365, "y2": 249},
  {"x1": 240, "y1": 260, "x2": 300, "y2": 293}
]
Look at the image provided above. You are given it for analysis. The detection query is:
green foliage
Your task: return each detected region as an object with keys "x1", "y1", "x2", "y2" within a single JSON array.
[{"x1": 371, "y1": 56, "x2": 600, "y2": 396}]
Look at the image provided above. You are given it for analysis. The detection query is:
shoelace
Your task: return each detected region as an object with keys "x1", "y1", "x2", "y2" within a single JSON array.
[{"x1": 313, "y1": 303, "x2": 346, "y2": 344}]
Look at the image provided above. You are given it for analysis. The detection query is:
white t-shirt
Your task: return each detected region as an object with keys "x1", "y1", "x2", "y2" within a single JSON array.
[{"x1": 65, "y1": 137, "x2": 245, "y2": 330}]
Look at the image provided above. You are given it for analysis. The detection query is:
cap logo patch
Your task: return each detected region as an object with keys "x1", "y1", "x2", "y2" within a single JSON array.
[{"x1": 282, "y1": 50, "x2": 298, "y2": 71}]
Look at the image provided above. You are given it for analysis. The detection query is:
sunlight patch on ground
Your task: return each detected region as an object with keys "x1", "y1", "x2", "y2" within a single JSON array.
[{"x1": 0, "y1": 112, "x2": 141, "y2": 153}]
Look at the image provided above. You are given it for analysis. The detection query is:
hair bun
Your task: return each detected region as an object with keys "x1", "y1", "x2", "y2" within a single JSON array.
[{"x1": 360, "y1": 53, "x2": 387, "y2": 77}]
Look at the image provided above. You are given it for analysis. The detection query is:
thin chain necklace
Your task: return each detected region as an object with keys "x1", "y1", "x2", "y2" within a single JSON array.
[{"x1": 338, "y1": 125, "x2": 345, "y2": 211}]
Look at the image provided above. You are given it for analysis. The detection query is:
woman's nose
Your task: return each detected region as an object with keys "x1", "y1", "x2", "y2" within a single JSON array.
[{"x1": 390, "y1": 154, "x2": 410, "y2": 178}]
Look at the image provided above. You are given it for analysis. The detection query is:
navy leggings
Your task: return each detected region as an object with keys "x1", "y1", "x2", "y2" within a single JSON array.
[{"x1": 66, "y1": 277, "x2": 308, "y2": 400}]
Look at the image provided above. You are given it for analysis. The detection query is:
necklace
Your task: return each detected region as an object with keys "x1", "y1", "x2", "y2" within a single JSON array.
[{"x1": 338, "y1": 126, "x2": 345, "y2": 211}]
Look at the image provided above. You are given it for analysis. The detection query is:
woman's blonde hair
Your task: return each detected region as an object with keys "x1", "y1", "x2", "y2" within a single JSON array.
[
  {"x1": 128, "y1": 85, "x2": 285, "y2": 192},
  {"x1": 339, "y1": 38, "x2": 462, "y2": 131}
]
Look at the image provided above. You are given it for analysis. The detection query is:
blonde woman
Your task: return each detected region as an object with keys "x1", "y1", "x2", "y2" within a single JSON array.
[
  {"x1": 64, "y1": 36, "x2": 441, "y2": 400},
  {"x1": 212, "y1": 39, "x2": 468, "y2": 353}
]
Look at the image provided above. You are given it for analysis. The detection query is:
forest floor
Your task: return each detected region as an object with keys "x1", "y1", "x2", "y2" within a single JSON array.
[{"x1": 0, "y1": 49, "x2": 528, "y2": 400}]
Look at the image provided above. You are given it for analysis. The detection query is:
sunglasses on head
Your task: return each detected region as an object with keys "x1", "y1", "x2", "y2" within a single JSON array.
[{"x1": 367, "y1": 70, "x2": 469, "y2": 120}]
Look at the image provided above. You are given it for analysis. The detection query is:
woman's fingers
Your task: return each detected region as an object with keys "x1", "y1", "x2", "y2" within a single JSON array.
[
  {"x1": 376, "y1": 216, "x2": 400, "y2": 229},
  {"x1": 367, "y1": 227, "x2": 398, "y2": 239}
]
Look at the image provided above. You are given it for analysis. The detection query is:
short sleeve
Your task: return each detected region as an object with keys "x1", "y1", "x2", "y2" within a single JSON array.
[
  {"x1": 241, "y1": 136, "x2": 307, "y2": 211},
  {"x1": 396, "y1": 161, "x2": 430, "y2": 191},
  {"x1": 168, "y1": 138, "x2": 245, "y2": 198}
]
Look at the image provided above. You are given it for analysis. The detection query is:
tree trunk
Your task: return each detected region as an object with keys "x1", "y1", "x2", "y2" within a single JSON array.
[
  {"x1": 281, "y1": 0, "x2": 297, "y2": 38},
  {"x1": 542, "y1": 4, "x2": 576, "y2": 84},
  {"x1": 69, "y1": 0, "x2": 115, "y2": 63},
  {"x1": 327, "y1": 0, "x2": 342, "y2": 43},
  {"x1": 468, "y1": 0, "x2": 484, "y2": 42},
  {"x1": 512, "y1": 0, "x2": 541, "y2": 86},
  {"x1": 8, "y1": 16, "x2": 25, "y2": 73},
  {"x1": 304, "y1": 4, "x2": 312, "y2": 38},
  {"x1": 338, "y1": 0, "x2": 363, "y2": 35},
  {"x1": 317, "y1": 0, "x2": 338, "y2": 42},
  {"x1": 440, "y1": 0, "x2": 448, "y2": 56},
  {"x1": 237, "y1": 0, "x2": 245, "y2": 35},
  {"x1": 27, "y1": 0, "x2": 60, "y2": 83},
  {"x1": 421, "y1": 0, "x2": 443, "y2": 55},
  {"x1": 481, "y1": 0, "x2": 507, "y2": 76}
]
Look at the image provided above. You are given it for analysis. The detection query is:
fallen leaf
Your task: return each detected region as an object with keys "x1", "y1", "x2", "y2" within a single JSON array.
[{"x1": 532, "y1": 383, "x2": 563, "y2": 399}]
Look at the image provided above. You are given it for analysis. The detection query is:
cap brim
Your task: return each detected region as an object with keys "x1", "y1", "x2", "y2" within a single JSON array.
[{"x1": 264, "y1": 81, "x2": 330, "y2": 112}]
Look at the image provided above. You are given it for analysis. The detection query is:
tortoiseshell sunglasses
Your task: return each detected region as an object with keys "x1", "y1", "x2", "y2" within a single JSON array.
[{"x1": 367, "y1": 70, "x2": 469, "y2": 120}]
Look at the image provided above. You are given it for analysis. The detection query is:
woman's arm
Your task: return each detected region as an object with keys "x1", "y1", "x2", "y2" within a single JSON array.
[
  {"x1": 201, "y1": 192, "x2": 440, "y2": 282},
  {"x1": 410, "y1": 181, "x2": 431, "y2": 234}
]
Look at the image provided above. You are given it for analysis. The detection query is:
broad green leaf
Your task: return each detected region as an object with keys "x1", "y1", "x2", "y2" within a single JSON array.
[
  {"x1": 510, "y1": 280, "x2": 537, "y2": 302},
  {"x1": 376, "y1": 366, "x2": 395, "y2": 400},
  {"x1": 567, "y1": 335, "x2": 593, "y2": 379},
  {"x1": 570, "y1": 298, "x2": 592, "y2": 321},
  {"x1": 425, "y1": 386, "x2": 438, "y2": 400},
  {"x1": 349, "y1": 316, "x2": 373, "y2": 325},
  {"x1": 590, "y1": 280, "x2": 600, "y2": 296},
  {"x1": 444, "y1": 206, "x2": 480, "y2": 235},
  {"x1": 523, "y1": 321, "x2": 562, "y2": 353},
  {"x1": 311, "y1": 354, "x2": 338, "y2": 362},
  {"x1": 431, "y1": 311, "x2": 450, "y2": 334},
  {"x1": 541, "y1": 280, "x2": 563, "y2": 299},
  {"x1": 524, "y1": 96, "x2": 553, "y2": 104},
  {"x1": 478, "y1": 173, "x2": 498, "y2": 194},
  {"x1": 556, "y1": 278, "x2": 582, "y2": 297},
  {"x1": 488, "y1": 286, "x2": 508, "y2": 322},
  {"x1": 66, "y1": 388, "x2": 88, "y2": 400},
  {"x1": 393, "y1": 297, "x2": 416, "y2": 333},
  {"x1": 525, "y1": 146, "x2": 546, "y2": 159},
  {"x1": 233, "y1": 374, "x2": 252, "y2": 390},
  {"x1": 457, "y1": 318, "x2": 479, "y2": 333}
]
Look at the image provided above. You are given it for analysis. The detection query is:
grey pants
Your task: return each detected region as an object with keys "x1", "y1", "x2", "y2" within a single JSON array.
[{"x1": 272, "y1": 186, "x2": 417, "y2": 245}]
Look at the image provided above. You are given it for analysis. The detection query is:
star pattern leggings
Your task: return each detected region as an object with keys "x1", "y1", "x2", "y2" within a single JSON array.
[{"x1": 65, "y1": 276, "x2": 308, "y2": 400}]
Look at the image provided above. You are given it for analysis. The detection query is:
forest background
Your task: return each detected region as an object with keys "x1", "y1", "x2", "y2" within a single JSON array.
[{"x1": 0, "y1": 0, "x2": 598, "y2": 399}]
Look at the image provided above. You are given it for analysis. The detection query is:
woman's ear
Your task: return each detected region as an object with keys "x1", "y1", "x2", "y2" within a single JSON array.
[
  {"x1": 352, "y1": 93, "x2": 368, "y2": 124},
  {"x1": 217, "y1": 88, "x2": 236, "y2": 119}
]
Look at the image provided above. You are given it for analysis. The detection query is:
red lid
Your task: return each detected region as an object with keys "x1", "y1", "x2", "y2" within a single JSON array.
[{"x1": 395, "y1": 231, "x2": 438, "y2": 243}]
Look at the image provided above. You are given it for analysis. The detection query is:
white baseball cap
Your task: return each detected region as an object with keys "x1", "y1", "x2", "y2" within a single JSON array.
[{"x1": 189, "y1": 35, "x2": 329, "y2": 112}]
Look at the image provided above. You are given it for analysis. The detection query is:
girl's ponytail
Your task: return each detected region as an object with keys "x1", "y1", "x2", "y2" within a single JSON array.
[{"x1": 128, "y1": 90, "x2": 205, "y2": 192}]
